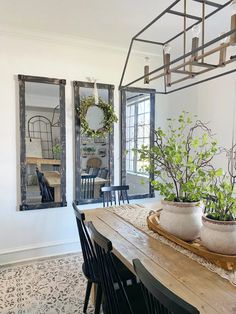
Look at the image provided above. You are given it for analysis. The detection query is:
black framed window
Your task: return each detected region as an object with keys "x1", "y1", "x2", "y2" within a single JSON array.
[{"x1": 121, "y1": 87, "x2": 155, "y2": 199}]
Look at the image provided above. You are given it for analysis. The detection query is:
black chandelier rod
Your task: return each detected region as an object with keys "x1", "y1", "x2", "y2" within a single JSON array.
[
  {"x1": 162, "y1": 68, "x2": 236, "y2": 95},
  {"x1": 192, "y1": 0, "x2": 223, "y2": 8},
  {"x1": 134, "y1": 38, "x2": 164, "y2": 46},
  {"x1": 119, "y1": 27, "x2": 236, "y2": 90}
]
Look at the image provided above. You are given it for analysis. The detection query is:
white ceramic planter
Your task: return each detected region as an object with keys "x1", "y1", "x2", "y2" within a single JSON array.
[
  {"x1": 200, "y1": 215, "x2": 236, "y2": 255},
  {"x1": 160, "y1": 200, "x2": 203, "y2": 241}
]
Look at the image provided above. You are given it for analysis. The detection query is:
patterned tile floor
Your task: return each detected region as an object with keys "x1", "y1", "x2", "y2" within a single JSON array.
[{"x1": 0, "y1": 253, "x2": 94, "y2": 313}]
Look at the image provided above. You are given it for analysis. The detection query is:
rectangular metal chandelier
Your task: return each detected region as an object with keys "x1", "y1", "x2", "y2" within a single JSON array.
[{"x1": 119, "y1": 0, "x2": 236, "y2": 94}]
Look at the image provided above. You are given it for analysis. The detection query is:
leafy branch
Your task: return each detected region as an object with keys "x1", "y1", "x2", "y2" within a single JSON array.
[{"x1": 137, "y1": 111, "x2": 221, "y2": 202}]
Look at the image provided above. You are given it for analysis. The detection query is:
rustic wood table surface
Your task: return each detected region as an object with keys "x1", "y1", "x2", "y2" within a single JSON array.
[{"x1": 85, "y1": 207, "x2": 236, "y2": 314}]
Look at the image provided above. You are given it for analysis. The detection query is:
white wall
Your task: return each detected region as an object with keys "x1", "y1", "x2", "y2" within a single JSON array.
[
  {"x1": 156, "y1": 67, "x2": 236, "y2": 172},
  {"x1": 0, "y1": 30, "x2": 160, "y2": 264},
  {"x1": 1, "y1": 28, "x2": 235, "y2": 264}
]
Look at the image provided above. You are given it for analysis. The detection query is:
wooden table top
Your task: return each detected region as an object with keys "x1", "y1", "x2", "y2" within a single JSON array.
[
  {"x1": 26, "y1": 157, "x2": 61, "y2": 165},
  {"x1": 85, "y1": 207, "x2": 236, "y2": 314},
  {"x1": 43, "y1": 171, "x2": 60, "y2": 187}
]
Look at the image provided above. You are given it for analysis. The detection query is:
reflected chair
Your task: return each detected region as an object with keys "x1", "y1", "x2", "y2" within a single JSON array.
[
  {"x1": 88, "y1": 221, "x2": 146, "y2": 314},
  {"x1": 35, "y1": 168, "x2": 54, "y2": 202},
  {"x1": 98, "y1": 168, "x2": 109, "y2": 179},
  {"x1": 72, "y1": 202, "x2": 102, "y2": 314},
  {"x1": 90, "y1": 168, "x2": 100, "y2": 177},
  {"x1": 133, "y1": 259, "x2": 200, "y2": 314},
  {"x1": 101, "y1": 185, "x2": 129, "y2": 207},
  {"x1": 81, "y1": 174, "x2": 96, "y2": 199}
]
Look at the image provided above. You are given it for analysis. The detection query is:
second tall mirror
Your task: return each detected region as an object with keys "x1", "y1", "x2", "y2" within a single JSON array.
[{"x1": 74, "y1": 81, "x2": 115, "y2": 204}]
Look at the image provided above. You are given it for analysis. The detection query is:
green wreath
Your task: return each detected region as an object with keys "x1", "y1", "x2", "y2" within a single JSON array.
[{"x1": 78, "y1": 96, "x2": 118, "y2": 138}]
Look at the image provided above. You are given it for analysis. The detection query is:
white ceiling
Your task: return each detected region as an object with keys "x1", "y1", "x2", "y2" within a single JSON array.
[{"x1": 0, "y1": 0, "x2": 231, "y2": 49}]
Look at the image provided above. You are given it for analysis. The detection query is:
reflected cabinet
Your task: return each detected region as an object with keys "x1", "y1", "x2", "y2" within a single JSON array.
[
  {"x1": 74, "y1": 81, "x2": 114, "y2": 204},
  {"x1": 121, "y1": 87, "x2": 155, "y2": 199},
  {"x1": 19, "y1": 75, "x2": 66, "y2": 210}
]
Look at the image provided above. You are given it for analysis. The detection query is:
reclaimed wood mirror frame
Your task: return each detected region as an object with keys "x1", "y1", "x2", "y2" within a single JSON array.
[
  {"x1": 120, "y1": 87, "x2": 156, "y2": 200},
  {"x1": 74, "y1": 81, "x2": 114, "y2": 205},
  {"x1": 18, "y1": 74, "x2": 67, "y2": 210}
]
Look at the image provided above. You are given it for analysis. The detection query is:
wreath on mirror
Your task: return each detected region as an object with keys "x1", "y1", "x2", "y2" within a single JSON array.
[{"x1": 78, "y1": 96, "x2": 118, "y2": 138}]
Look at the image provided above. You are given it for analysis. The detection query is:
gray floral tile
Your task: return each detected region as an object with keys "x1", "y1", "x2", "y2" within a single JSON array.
[{"x1": 0, "y1": 253, "x2": 94, "y2": 313}]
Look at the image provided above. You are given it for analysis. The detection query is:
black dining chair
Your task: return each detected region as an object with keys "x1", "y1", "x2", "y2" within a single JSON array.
[
  {"x1": 88, "y1": 221, "x2": 147, "y2": 314},
  {"x1": 35, "y1": 167, "x2": 54, "y2": 203},
  {"x1": 133, "y1": 259, "x2": 200, "y2": 314},
  {"x1": 101, "y1": 185, "x2": 129, "y2": 207},
  {"x1": 81, "y1": 174, "x2": 96, "y2": 199},
  {"x1": 72, "y1": 202, "x2": 102, "y2": 314}
]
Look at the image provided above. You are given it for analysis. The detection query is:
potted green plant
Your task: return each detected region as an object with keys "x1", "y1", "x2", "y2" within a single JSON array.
[
  {"x1": 52, "y1": 144, "x2": 61, "y2": 160},
  {"x1": 201, "y1": 175, "x2": 236, "y2": 254},
  {"x1": 137, "y1": 111, "x2": 220, "y2": 241}
]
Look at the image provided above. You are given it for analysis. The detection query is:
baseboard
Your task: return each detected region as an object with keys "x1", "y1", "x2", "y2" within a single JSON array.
[{"x1": 0, "y1": 240, "x2": 81, "y2": 266}]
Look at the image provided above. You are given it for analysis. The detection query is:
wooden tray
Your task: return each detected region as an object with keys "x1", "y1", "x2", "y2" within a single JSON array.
[{"x1": 147, "y1": 212, "x2": 236, "y2": 271}]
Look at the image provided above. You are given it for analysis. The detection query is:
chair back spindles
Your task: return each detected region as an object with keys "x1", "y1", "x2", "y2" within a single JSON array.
[
  {"x1": 133, "y1": 259, "x2": 200, "y2": 314},
  {"x1": 88, "y1": 221, "x2": 133, "y2": 314},
  {"x1": 81, "y1": 174, "x2": 96, "y2": 199},
  {"x1": 72, "y1": 202, "x2": 97, "y2": 280},
  {"x1": 101, "y1": 185, "x2": 129, "y2": 207}
]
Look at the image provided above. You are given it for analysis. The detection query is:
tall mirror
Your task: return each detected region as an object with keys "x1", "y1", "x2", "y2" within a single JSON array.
[
  {"x1": 74, "y1": 81, "x2": 114, "y2": 204},
  {"x1": 121, "y1": 87, "x2": 155, "y2": 199},
  {"x1": 19, "y1": 75, "x2": 66, "y2": 210}
]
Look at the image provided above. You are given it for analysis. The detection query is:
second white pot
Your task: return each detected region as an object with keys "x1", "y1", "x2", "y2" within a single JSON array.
[{"x1": 160, "y1": 200, "x2": 204, "y2": 241}]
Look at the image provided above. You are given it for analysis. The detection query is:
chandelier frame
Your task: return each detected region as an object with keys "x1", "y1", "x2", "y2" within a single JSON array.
[{"x1": 119, "y1": 0, "x2": 236, "y2": 94}]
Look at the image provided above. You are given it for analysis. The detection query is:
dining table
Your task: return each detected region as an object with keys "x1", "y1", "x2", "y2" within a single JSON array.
[
  {"x1": 26, "y1": 157, "x2": 61, "y2": 170},
  {"x1": 43, "y1": 171, "x2": 61, "y2": 202},
  {"x1": 84, "y1": 203, "x2": 236, "y2": 314}
]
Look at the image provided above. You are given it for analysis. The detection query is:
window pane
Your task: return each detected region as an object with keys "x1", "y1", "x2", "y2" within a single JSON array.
[
  {"x1": 137, "y1": 126, "x2": 144, "y2": 138},
  {"x1": 130, "y1": 105, "x2": 135, "y2": 116},
  {"x1": 138, "y1": 102, "x2": 145, "y2": 114},
  {"x1": 126, "y1": 105, "x2": 130, "y2": 117},
  {"x1": 144, "y1": 100, "x2": 150, "y2": 113},
  {"x1": 144, "y1": 125, "x2": 150, "y2": 137},
  {"x1": 138, "y1": 114, "x2": 145, "y2": 125},
  {"x1": 129, "y1": 116, "x2": 134, "y2": 126},
  {"x1": 145, "y1": 113, "x2": 150, "y2": 124},
  {"x1": 144, "y1": 137, "x2": 150, "y2": 146},
  {"x1": 130, "y1": 140, "x2": 135, "y2": 150},
  {"x1": 129, "y1": 127, "x2": 134, "y2": 138}
]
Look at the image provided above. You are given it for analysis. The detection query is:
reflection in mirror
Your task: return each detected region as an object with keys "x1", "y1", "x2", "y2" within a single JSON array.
[
  {"x1": 121, "y1": 88, "x2": 155, "y2": 199},
  {"x1": 19, "y1": 75, "x2": 66, "y2": 210},
  {"x1": 74, "y1": 81, "x2": 114, "y2": 204},
  {"x1": 85, "y1": 105, "x2": 104, "y2": 131}
]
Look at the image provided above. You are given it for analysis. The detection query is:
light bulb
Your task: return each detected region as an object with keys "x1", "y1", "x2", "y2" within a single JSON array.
[
  {"x1": 144, "y1": 57, "x2": 150, "y2": 66},
  {"x1": 231, "y1": 0, "x2": 236, "y2": 15},
  {"x1": 192, "y1": 25, "x2": 201, "y2": 38},
  {"x1": 219, "y1": 32, "x2": 228, "y2": 44},
  {"x1": 163, "y1": 43, "x2": 171, "y2": 54}
]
